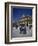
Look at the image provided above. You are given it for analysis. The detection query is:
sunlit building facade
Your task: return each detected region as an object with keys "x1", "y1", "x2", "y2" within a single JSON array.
[{"x1": 17, "y1": 14, "x2": 32, "y2": 25}]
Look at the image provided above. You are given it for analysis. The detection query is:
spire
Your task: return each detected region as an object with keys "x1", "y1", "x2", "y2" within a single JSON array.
[{"x1": 22, "y1": 14, "x2": 25, "y2": 17}]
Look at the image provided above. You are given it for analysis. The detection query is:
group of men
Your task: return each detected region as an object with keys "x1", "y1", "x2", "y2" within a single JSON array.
[{"x1": 13, "y1": 24, "x2": 32, "y2": 34}]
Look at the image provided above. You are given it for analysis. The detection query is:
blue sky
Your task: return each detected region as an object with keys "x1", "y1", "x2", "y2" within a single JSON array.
[{"x1": 11, "y1": 7, "x2": 32, "y2": 22}]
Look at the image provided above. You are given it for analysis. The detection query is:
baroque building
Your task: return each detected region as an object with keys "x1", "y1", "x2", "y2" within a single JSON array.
[{"x1": 17, "y1": 14, "x2": 32, "y2": 25}]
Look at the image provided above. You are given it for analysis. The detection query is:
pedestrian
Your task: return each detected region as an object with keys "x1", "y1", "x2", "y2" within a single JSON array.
[{"x1": 23, "y1": 25, "x2": 26, "y2": 34}]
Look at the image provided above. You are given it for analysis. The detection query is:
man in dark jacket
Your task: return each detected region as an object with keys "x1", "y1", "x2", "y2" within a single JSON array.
[{"x1": 20, "y1": 24, "x2": 26, "y2": 34}]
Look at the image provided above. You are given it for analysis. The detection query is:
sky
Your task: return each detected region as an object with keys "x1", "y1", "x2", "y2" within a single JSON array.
[{"x1": 11, "y1": 7, "x2": 32, "y2": 22}]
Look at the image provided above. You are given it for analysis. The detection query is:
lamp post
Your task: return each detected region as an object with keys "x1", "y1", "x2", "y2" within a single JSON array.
[{"x1": 27, "y1": 15, "x2": 29, "y2": 26}]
